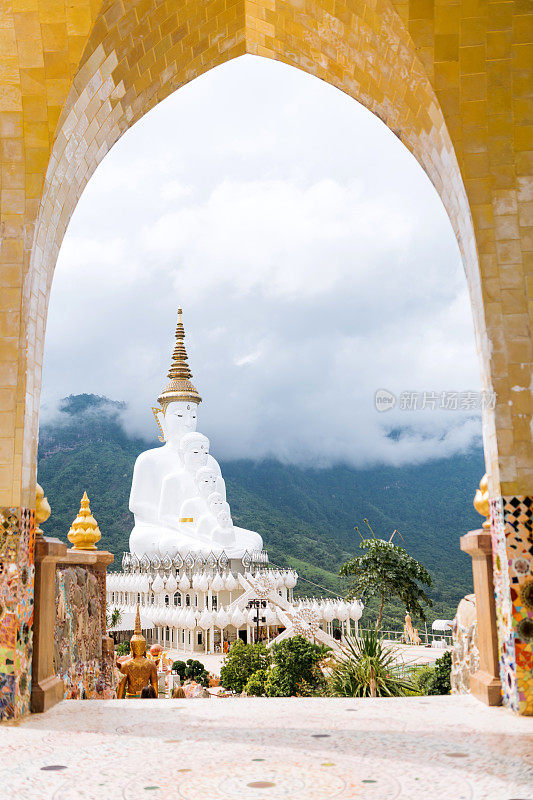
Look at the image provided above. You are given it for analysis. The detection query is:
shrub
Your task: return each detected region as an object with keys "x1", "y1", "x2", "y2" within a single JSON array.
[
  {"x1": 244, "y1": 669, "x2": 269, "y2": 696},
  {"x1": 220, "y1": 640, "x2": 271, "y2": 693},
  {"x1": 427, "y1": 651, "x2": 452, "y2": 695},
  {"x1": 116, "y1": 641, "x2": 130, "y2": 656},
  {"x1": 414, "y1": 664, "x2": 436, "y2": 695},
  {"x1": 265, "y1": 636, "x2": 329, "y2": 697},
  {"x1": 171, "y1": 658, "x2": 209, "y2": 686},
  {"x1": 172, "y1": 660, "x2": 187, "y2": 679},
  {"x1": 264, "y1": 665, "x2": 285, "y2": 697},
  {"x1": 327, "y1": 629, "x2": 416, "y2": 697},
  {"x1": 185, "y1": 659, "x2": 209, "y2": 685}
]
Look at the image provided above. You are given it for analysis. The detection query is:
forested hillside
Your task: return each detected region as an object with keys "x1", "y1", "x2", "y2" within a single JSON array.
[{"x1": 37, "y1": 394, "x2": 483, "y2": 629}]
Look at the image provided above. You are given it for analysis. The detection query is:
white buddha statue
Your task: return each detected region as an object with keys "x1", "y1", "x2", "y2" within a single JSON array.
[{"x1": 129, "y1": 308, "x2": 263, "y2": 559}]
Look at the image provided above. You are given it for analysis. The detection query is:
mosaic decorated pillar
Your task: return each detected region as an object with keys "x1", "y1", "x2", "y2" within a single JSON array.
[
  {"x1": 491, "y1": 497, "x2": 533, "y2": 715},
  {"x1": 0, "y1": 507, "x2": 35, "y2": 721}
]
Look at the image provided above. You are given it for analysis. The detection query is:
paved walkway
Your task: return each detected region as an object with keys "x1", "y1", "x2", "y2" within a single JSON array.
[{"x1": 1, "y1": 696, "x2": 531, "y2": 799}]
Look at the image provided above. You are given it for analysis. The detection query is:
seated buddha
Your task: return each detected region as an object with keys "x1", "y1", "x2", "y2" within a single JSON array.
[{"x1": 129, "y1": 309, "x2": 263, "y2": 559}]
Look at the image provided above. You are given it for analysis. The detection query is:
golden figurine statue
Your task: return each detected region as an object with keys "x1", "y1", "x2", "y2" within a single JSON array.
[
  {"x1": 473, "y1": 474, "x2": 491, "y2": 530},
  {"x1": 117, "y1": 605, "x2": 158, "y2": 699},
  {"x1": 35, "y1": 483, "x2": 51, "y2": 536},
  {"x1": 67, "y1": 491, "x2": 102, "y2": 550},
  {"x1": 403, "y1": 612, "x2": 421, "y2": 645}
]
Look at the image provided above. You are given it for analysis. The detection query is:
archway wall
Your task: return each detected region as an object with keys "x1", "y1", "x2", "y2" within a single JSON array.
[
  {"x1": 4, "y1": 0, "x2": 487, "y2": 512},
  {"x1": 0, "y1": 0, "x2": 531, "y2": 717},
  {"x1": 0, "y1": 0, "x2": 530, "y2": 513}
]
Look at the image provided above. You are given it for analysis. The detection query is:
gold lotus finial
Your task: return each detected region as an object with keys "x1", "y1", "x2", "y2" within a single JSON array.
[
  {"x1": 35, "y1": 482, "x2": 51, "y2": 536},
  {"x1": 67, "y1": 491, "x2": 102, "y2": 550},
  {"x1": 473, "y1": 474, "x2": 490, "y2": 531},
  {"x1": 157, "y1": 307, "x2": 201, "y2": 410}
]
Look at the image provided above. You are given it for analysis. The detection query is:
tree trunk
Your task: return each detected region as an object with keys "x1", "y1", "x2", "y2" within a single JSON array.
[
  {"x1": 370, "y1": 664, "x2": 377, "y2": 697},
  {"x1": 376, "y1": 595, "x2": 385, "y2": 631}
]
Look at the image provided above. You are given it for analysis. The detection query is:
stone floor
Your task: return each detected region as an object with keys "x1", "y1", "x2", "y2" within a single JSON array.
[{"x1": 1, "y1": 696, "x2": 531, "y2": 799}]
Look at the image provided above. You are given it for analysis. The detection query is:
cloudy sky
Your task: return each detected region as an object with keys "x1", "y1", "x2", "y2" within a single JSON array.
[{"x1": 41, "y1": 55, "x2": 482, "y2": 467}]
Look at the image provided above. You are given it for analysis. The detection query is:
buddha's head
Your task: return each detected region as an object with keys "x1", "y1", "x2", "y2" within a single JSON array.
[
  {"x1": 208, "y1": 492, "x2": 224, "y2": 516},
  {"x1": 130, "y1": 635, "x2": 146, "y2": 658},
  {"x1": 196, "y1": 467, "x2": 218, "y2": 499},
  {"x1": 180, "y1": 431, "x2": 209, "y2": 469},
  {"x1": 162, "y1": 401, "x2": 198, "y2": 445}
]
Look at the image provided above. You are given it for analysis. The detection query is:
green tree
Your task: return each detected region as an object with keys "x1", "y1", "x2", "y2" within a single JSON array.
[
  {"x1": 265, "y1": 636, "x2": 329, "y2": 697},
  {"x1": 415, "y1": 651, "x2": 452, "y2": 695},
  {"x1": 431, "y1": 650, "x2": 452, "y2": 694},
  {"x1": 340, "y1": 538, "x2": 432, "y2": 630},
  {"x1": 171, "y1": 659, "x2": 209, "y2": 686},
  {"x1": 172, "y1": 660, "x2": 187, "y2": 679},
  {"x1": 184, "y1": 659, "x2": 210, "y2": 687},
  {"x1": 220, "y1": 640, "x2": 271, "y2": 693}
]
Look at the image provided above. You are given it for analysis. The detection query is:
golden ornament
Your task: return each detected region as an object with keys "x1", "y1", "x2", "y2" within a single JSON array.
[
  {"x1": 473, "y1": 473, "x2": 491, "y2": 531},
  {"x1": 67, "y1": 491, "x2": 102, "y2": 550},
  {"x1": 35, "y1": 482, "x2": 51, "y2": 536}
]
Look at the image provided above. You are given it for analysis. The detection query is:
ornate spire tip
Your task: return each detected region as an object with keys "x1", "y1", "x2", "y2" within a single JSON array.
[{"x1": 157, "y1": 307, "x2": 201, "y2": 409}]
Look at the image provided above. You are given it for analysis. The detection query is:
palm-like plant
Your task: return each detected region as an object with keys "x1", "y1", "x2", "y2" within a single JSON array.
[
  {"x1": 328, "y1": 629, "x2": 416, "y2": 697},
  {"x1": 106, "y1": 605, "x2": 122, "y2": 630}
]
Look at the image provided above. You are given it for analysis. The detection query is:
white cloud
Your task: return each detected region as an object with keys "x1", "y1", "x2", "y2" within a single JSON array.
[
  {"x1": 160, "y1": 181, "x2": 193, "y2": 202},
  {"x1": 141, "y1": 178, "x2": 414, "y2": 303},
  {"x1": 42, "y1": 55, "x2": 481, "y2": 467}
]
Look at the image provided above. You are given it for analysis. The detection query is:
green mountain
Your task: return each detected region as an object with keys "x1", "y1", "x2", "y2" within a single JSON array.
[{"x1": 37, "y1": 394, "x2": 483, "y2": 629}]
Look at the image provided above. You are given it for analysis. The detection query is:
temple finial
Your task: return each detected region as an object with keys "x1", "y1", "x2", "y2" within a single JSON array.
[
  {"x1": 134, "y1": 603, "x2": 142, "y2": 636},
  {"x1": 157, "y1": 308, "x2": 202, "y2": 409},
  {"x1": 473, "y1": 474, "x2": 490, "y2": 530},
  {"x1": 67, "y1": 491, "x2": 102, "y2": 550}
]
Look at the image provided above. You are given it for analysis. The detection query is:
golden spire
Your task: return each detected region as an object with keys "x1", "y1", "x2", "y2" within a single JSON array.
[
  {"x1": 157, "y1": 308, "x2": 201, "y2": 409},
  {"x1": 67, "y1": 491, "x2": 102, "y2": 550},
  {"x1": 134, "y1": 603, "x2": 142, "y2": 636}
]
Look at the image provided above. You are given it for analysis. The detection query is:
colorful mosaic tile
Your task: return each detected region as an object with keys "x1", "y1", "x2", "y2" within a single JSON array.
[
  {"x1": 0, "y1": 509, "x2": 20, "y2": 569},
  {"x1": 0, "y1": 507, "x2": 35, "y2": 721},
  {"x1": 0, "y1": 612, "x2": 17, "y2": 650},
  {"x1": 0, "y1": 672, "x2": 15, "y2": 719},
  {"x1": 17, "y1": 566, "x2": 34, "y2": 627},
  {"x1": 0, "y1": 563, "x2": 20, "y2": 607},
  {"x1": 54, "y1": 566, "x2": 115, "y2": 701},
  {"x1": 0, "y1": 646, "x2": 15, "y2": 674},
  {"x1": 491, "y1": 496, "x2": 533, "y2": 715}
]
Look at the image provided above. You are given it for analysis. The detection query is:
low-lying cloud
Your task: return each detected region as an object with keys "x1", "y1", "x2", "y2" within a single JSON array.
[{"x1": 41, "y1": 56, "x2": 481, "y2": 467}]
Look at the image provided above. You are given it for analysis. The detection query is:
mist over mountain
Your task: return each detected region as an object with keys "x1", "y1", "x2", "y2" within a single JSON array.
[{"x1": 38, "y1": 394, "x2": 482, "y2": 628}]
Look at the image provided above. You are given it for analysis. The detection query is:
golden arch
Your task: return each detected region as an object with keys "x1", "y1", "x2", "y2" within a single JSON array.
[
  {"x1": 0, "y1": 0, "x2": 532, "y2": 712},
  {"x1": 1, "y1": 0, "x2": 530, "y2": 508}
]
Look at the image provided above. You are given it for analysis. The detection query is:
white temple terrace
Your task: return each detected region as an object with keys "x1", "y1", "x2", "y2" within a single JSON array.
[{"x1": 107, "y1": 310, "x2": 363, "y2": 654}]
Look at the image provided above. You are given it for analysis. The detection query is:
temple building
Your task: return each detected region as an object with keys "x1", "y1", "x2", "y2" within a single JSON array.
[{"x1": 106, "y1": 310, "x2": 363, "y2": 653}]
